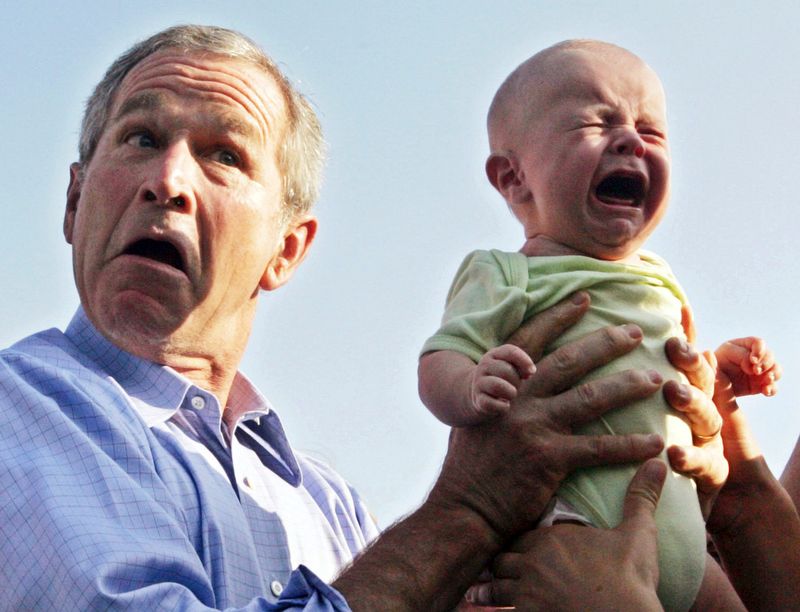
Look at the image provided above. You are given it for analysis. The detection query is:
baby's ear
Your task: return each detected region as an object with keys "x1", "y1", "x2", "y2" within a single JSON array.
[{"x1": 485, "y1": 151, "x2": 532, "y2": 205}]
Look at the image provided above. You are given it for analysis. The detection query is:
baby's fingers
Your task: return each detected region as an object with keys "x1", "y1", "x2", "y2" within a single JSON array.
[
  {"x1": 757, "y1": 362, "x2": 782, "y2": 397},
  {"x1": 487, "y1": 344, "x2": 536, "y2": 379},
  {"x1": 475, "y1": 374, "x2": 518, "y2": 403},
  {"x1": 474, "y1": 395, "x2": 513, "y2": 415},
  {"x1": 718, "y1": 336, "x2": 774, "y2": 376}
]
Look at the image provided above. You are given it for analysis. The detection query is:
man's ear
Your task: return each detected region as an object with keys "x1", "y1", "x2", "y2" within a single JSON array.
[
  {"x1": 485, "y1": 151, "x2": 532, "y2": 205},
  {"x1": 260, "y1": 215, "x2": 318, "y2": 292},
  {"x1": 64, "y1": 162, "x2": 83, "y2": 244}
]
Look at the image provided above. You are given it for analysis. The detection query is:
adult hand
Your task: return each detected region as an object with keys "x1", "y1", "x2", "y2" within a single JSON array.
[
  {"x1": 666, "y1": 337, "x2": 800, "y2": 609},
  {"x1": 781, "y1": 436, "x2": 800, "y2": 512},
  {"x1": 662, "y1": 337, "x2": 728, "y2": 517},
  {"x1": 467, "y1": 459, "x2": 667, "y2": 611},
  {"x1": 428, "y1": 292, "x2": 665, "y2": 542},
  {"x1": 706, "y1": 359, "x2": 766, "y2": 533},
  {"x1": 708, "y1": 383, "x2": 800, "y2": 609},
  {"x1": 336, "y1": 293, "x2": 665, "y2": 612}
]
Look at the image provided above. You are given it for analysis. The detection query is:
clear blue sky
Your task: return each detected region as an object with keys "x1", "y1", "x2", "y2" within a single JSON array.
[{"x1": 2, "y1": 0, "x2": 798, "y2": 526}]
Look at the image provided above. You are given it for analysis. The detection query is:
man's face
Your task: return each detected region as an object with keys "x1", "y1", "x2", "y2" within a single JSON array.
[
  {"x1": 64, "y1": 51, "x2": 313, "y2": 359},
  {"x1": 511, "y1": 47, "x2": 670, "y2": 260}
]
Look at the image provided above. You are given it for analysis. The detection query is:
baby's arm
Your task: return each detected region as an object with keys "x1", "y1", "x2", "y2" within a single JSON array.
[
  {"x1": 419, "y1": 345, "x2": 535, "y2": 427},
  {"x1": 714, "y1": 337, "x2": 781, "y2": 398}
]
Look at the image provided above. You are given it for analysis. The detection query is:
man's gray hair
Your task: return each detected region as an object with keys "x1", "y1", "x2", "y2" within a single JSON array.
[{"x1": 79, "y1": 24, "x2": 324, "y2": 218}]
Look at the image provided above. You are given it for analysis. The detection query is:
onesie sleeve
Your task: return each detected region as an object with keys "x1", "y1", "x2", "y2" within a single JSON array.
[{"x1": 420, "y1": 250, "x2": 529, "y2": 363}]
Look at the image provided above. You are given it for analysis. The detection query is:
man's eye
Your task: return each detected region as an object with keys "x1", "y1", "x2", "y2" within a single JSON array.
[
  {"x1": 213, "y1": 149, "x2": 240, "y2": 167},
  {"x1": 125, "y1": 132, "x2": 157, "y2": 148}
]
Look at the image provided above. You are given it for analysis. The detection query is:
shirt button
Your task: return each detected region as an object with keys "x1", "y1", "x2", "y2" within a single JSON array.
[
  {"x1": 190, "y1": 396, "x2": 205, "y2": 410},
  {"x1": 270, "y1": 580, "x2": 283, "y2": 597},
  {"x1": 242, "y1": 476, "x2": 252, "y2": 489}
]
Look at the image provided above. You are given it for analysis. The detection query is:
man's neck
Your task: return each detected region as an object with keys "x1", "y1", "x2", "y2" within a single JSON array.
[{"x1": 100, "y1": 316, "x2": 253, "y2": 426}]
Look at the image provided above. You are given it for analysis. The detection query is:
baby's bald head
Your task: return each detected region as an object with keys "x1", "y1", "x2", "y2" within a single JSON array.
[
  {"x1": 484, "y1": 40, "x2": 670, "y2": 261},
  {"x1": 487, "y1": 40, "x2": 655, "y2": 153}
]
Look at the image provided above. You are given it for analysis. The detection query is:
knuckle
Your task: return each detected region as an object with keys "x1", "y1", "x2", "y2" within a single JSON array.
[
  {"x1": 550, "y1": 344, "x2": 580, "y2": 374},
  {"x1": 598, "y1": 325, "x2": 623, "y2": 351},
  {"x1": 590, "y1": 435, "x2": 607, "y2": 460},
  {"x1": 574, "y1": 381, "x2": 597, "y2": 407},
  {"x1": 629, "y1": 484, "x2": 660, "y2": 508},
  {"x1": 580, "y1": 434, "x2": 604, "y2": 462}
]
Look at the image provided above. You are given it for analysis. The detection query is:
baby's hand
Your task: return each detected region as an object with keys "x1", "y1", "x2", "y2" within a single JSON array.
[
  {"x1": 715, "y1": 336, "x2": 781, "y2": 397},
  {"x1": 470, "y1": 344, "x2": 536, "y2": 416}
]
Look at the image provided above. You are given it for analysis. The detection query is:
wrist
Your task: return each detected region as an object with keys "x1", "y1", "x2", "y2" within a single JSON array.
[
  {"x1": 426, "y1": 475, "x2": 508, "y2": 552},
  {"x1": 336, "y1": 489, "x2": 505, "y2": 611},
  {"x1": 707, "y1": 457, "x2": 791, "y2": 537}
]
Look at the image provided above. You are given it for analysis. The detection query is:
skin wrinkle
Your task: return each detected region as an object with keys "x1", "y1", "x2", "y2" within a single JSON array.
[
  {"x1": 116, "y1": 93, "x2": 260, "y2": 147},
  {"x1": 114, "y1": 53, "x2": 284, "y2": 151},
  {"x1": 112, "y1": 96, "x2": 264, "y2": 185},
  {"x1": 114, "y1": 77, "x2": 269, "y2": 149},
  {"x1": 65, "y1": 50, "x2": 311, "y2": 418}
]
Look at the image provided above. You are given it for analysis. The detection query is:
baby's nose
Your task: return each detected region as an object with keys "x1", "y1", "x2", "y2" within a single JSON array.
[{"x1": 613, "y1": 129, "x2": 647, "y2": 157}]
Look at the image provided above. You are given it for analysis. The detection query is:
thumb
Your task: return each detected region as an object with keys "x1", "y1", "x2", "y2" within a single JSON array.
[{"x1": 620, "y1": 459, "x2": 667, "y2": 531}]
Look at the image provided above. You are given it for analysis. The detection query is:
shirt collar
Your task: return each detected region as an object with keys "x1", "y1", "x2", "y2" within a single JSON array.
[
  {"x1": 63, "y1": 307, "x2": 273, "y2": 427},
  {"x1": 63, "y1": 307, "x2": 302, "y2": 483}
]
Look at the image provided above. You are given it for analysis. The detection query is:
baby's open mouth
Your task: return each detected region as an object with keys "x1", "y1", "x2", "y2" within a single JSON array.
[
  {"x1": 595, "y1": 173, "x2": 646, "y2": 206},
  {"x1": 124, "y1": 238, "x2": 185, "y2": 273}
]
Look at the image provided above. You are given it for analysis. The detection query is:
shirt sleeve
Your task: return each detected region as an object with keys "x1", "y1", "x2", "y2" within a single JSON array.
[
  {"x1": 263, "y1": 567, "x2": 351, "y2": 611},
  {"x1": 420, "y1": 249, "x2": 530, "y2": 363}
]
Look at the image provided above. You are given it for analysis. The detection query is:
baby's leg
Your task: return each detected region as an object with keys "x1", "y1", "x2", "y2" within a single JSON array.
[{"x1": 689, "y1": 553, "x2": 745, "y2": 610}]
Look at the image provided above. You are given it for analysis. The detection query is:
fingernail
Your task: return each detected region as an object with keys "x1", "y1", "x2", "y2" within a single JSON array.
[
  {"x1": 649, "y1": 370, "x2": 662, "y2": 384},
  {"x1": 623, "y1": 324, "x2": 642, "y2": 340},
  {"x1": 571, "y1": 291, "x2": 589, "y2": 306},
  {"x1": 646, "y1": 433, "x2": 664, "y2": 450}
]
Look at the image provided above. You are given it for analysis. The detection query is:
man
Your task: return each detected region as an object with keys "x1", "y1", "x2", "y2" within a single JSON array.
[{"x1": 0, "y1": 24, "x2": 778, "y2": 610}]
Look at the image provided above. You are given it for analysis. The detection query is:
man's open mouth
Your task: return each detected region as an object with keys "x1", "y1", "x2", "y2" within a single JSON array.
[
  {"x1": 124, "y1": 239, "x2": 185, "y2": 273},
  {"x1": 594, "y1": 173, "x2": 646, "y2": 207}
]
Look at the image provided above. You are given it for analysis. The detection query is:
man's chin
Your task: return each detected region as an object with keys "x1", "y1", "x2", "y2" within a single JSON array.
[{"x1": 88, "y1": 296, "x2": 189, "y2": 358}]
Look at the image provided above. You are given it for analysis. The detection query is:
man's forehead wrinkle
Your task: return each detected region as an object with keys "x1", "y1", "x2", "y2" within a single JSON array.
[{"x1": 120, "y1": 53, "x2": 284, "y2": 144}]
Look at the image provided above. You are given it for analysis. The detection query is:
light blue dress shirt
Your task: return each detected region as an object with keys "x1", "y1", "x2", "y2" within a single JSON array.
[{"x1": 0, "y1": 308, "x2": 379, "y2": 610}]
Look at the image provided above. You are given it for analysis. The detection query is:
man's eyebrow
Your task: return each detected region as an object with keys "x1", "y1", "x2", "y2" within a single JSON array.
[
  {"x1": 114, "y1": 92, "x2": 164, "y2": 120},
  {"x1": 216, "y1": 114, "x2": 261, "y2": 140},
  {"x1": 113, "y1": 91, "x2": 264, "y2": 141}
]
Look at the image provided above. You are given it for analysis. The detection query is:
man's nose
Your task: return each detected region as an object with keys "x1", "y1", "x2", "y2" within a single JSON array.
[
  {"x1": 611, "y1": 128, "x2": 646, "y2": 159},
  {"x1": 139, "y1": 141, "x2": 197, "y2": 211}
]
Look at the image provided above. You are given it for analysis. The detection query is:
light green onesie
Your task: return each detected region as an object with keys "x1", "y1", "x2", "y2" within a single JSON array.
[{"x1": 421, "y1": 249, "x2": 705, "y2": 612}]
